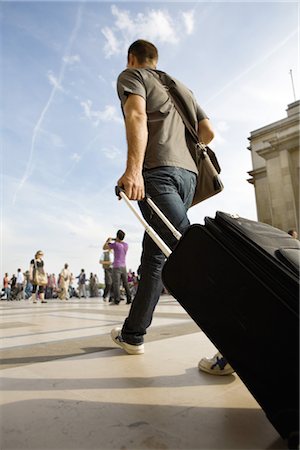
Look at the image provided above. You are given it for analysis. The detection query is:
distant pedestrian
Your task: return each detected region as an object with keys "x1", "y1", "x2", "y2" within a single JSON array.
[
  {"x1": 100, "y1": 249, "x2": 114, "y2": 302},
  {"x1": 29, "y1": 250, "x2": 48, "y2": 303},
  {"x1": 89, "y1": 273, "x2": 99, "y2": 297},
  {"x1": 77, "y1": 269, "x2": 87, "y2": 298},
  {"x1": 288, "y1": 229, "x2": 298, "y2": 239},
  {"x1": 3, "y1": 273, "x2": 10, "y2": 300},
  {"x1": 10, "y1": 274, "x2": 17, "y2": 300},
  {"x1": 16, "y1": 269, "x2": 24, "y2": 300},
  {"x1": 103, "y1": 230, "x2": 132, "y2": 305},
  {"x1": 69, "y1": 273, "x2": 77, "y2": 298},
  {"x1": 24, "y1": 271, "x2": 32, "y2": 299},
  {"x1": 59, "y1": 264, "x2": 71, "y2": 300}
]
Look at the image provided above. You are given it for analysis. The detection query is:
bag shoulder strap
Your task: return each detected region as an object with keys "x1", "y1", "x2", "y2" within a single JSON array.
[
  {"x1": 154, "y1": 70, "x2": 221, "y2": 173},
  {"x1": 154, "y1": 70, "x2": 202, "y2": 147}
]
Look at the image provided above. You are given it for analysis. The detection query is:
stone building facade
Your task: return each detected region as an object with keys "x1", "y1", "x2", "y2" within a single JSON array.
[{"x1": 247, "y1": 100, "x2": 299, "y2": 233}]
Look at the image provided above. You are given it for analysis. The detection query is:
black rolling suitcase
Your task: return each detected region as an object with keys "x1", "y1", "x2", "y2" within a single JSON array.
[{"x1": 117, "y1": 189, "x2": 299, "y2": 448}]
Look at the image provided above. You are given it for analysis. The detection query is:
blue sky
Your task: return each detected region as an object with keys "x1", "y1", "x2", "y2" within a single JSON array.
[{"x1": 1, "y1": 1, "x2": 299, "y2": 281}]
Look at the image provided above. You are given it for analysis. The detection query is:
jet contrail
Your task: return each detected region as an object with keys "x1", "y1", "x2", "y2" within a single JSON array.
[
  {"x1": 204, "y1": 28, "x2": 298, "y2": 106},
  {"x1": 13, "y1": 4, "x2": 83, "y2": 204}
]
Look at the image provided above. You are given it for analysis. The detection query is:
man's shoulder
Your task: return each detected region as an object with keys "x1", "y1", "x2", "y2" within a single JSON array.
[
  {"x1": 118, "y1": 68, "x2": 144, "y2": 83},
  {"x1": 114, "y1": 240, "x2": 128, "y2": 248},
  {"x1": 118, "y1": 68, "x2": 163, "y2": 86}
]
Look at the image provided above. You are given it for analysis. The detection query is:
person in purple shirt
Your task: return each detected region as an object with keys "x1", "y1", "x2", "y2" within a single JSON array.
[{"x1": 103, "y1": 230, "x2": 132, "y2": 305}]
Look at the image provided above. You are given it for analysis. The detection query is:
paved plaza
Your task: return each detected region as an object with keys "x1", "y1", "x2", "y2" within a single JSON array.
[{"x1": 0, "y1": 296, "x2": 286, "y2": 449}]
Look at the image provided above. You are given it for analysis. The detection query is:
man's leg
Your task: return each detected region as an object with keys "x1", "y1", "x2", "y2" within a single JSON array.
[
  {"x1": 120, "y1": 267, "x2": 132, "y2": 304},
  {"x1": 16, "y1": 284, "x2": 22, "y2": 300},
  {"x1": 107, "y1": 268, "x2": 114, "y2": 301},
  {"x1": 112, "y1": 268, "x2": 121, "y2": 304},
  {"x1": 113, "y1": 167, "x2": 196, "y2": 348},
  {"x1": 31, "y1": 285, "x2": 37, "y2": 303},
  {"x1": 103, "y1": 269, "x2": 110, "y2": 299}
]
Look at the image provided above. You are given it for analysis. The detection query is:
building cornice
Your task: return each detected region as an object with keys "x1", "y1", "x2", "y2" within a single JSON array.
[
  {"x1": 256, "y1": 131, "x2": 299, "y2": 159},
  {"x1": 247, "y1": 166, "x2": 267, "y2": 184}
]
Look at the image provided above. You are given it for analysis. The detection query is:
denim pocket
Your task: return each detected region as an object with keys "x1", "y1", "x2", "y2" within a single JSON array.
[{"x1": 143, "y1": 167, "x2": 178, "y2": 198}]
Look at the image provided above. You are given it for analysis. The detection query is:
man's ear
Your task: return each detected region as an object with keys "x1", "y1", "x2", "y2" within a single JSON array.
[{"x1": 127, "y1": 53, "x2": 137, "y2": 67}]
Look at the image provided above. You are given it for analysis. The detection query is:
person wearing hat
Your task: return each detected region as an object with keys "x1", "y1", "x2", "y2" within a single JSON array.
[{"x1": 29, "y1": 250, "x2": 48, "y2": 303}]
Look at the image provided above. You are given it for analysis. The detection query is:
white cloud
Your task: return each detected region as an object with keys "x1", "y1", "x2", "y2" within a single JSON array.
[
  {"x1": 80, "y1": 100, "x2": 123, "y2": 125},
  {"x1": 102, "y1": 26, "x2": 121, "y2": 58},
  {"x1": 182, "y1": 11, "x2": 194, "y2": 35},
  {"x1": 101, "y1": 145, "x2": 123, "y2": 160},
  {"x1": 63, "y1": 54, "x2": 81, "y2": 64},
  {"x1": 102, "y1": 5, "x2": 195, "y2": 58},
  {"x1": 216, "y1": 121, "x2": 229, "y2": 133},
  {"x1": 211, "y1": 121, "x2": 229, "y2": 145},
  {"x1": 111, "y1": 4, "x2": 134, "y2": 33},
  {"x1": 71, "y1": 153, "x2": 81, "y2": 162}
]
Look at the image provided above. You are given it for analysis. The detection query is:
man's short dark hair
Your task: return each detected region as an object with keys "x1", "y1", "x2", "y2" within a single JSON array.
[
  {"x1": 117, "y1": 229, "x2": 125, "y2": 241},
  {"x1": 128, "y1": 39, "x2": 158, "y2": 65}
]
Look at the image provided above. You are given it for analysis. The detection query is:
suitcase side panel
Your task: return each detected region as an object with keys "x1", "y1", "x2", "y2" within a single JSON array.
[
  {"x1": 162, "y1": 224, "x2": 299, "y2": 439},
  {"x1": 205, "y1": 218, "x2": 298, "y2": 311}
]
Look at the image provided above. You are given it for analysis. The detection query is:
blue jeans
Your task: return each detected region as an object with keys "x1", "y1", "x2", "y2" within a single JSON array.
[{"x1": 121, "y1": 166, "x2": 196, "y2": 345}]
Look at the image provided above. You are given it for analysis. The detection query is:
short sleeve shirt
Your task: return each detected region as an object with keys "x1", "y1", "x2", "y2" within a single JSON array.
[
  {"x1": 109, "y1": 241, "x2": 128, "y2": 268},
  {"x1": 117, "y1": 68, "x2": 208, "y2": 173}
]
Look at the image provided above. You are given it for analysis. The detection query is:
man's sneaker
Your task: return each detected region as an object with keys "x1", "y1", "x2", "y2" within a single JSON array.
[
  {"x1": 111, "y1": 327, "x2": 144, "y2": 355},
  {"x1": 198, "y1": 351, "x2": 235, "y2": 375}
]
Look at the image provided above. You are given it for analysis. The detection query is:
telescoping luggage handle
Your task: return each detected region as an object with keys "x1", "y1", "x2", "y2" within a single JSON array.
[{"x1": 115, "y1": 186, "x2": 182, "y2": 258}]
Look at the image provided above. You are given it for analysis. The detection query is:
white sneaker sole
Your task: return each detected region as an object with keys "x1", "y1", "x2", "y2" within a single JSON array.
[
  {"x1": 111, "y1": 328, "x2": 144, "y2": 355},
  {"x1": 198, "y1": 362, "x2": 235, "y2": 376}
]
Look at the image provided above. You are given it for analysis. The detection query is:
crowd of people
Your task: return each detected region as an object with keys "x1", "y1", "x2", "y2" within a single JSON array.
[
  {"x1": 1, "y1": 268, "x2": 98, "y2": 302},
  {"x1": 1, "y1": 245, "x2": 139, "y2": 303}
]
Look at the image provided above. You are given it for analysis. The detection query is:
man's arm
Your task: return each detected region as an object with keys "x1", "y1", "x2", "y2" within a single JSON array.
[
  {"x1": 103, "y1": 238, "x2": 113, "y2": 250},
  {"x1": 118, "y1": 94, "x2": 148, "y2": 201},
  {"x1": 198, "y1": 118, "x2": 215, "y2": 145}
]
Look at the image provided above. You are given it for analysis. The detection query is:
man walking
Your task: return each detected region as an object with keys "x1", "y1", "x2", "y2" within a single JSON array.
[
  {"x1": 16, "y1": 268, "x2": 24, "y2": 301},
  {"x1": 3, "y1": 273, "x2": 10, "y2": 300},
  {"x1": 100, "y1": 248, "x2": 114, "y2": 302},
  {"x1": 103, "y1": 230, "x2": 132, "y2": 305},
  {"x1": 59, "y1": 263, "x2": 71, "y2": 301},
  {"x1": 77, "y1": 269, "x2": 87, "y2": 299},
  {"x1": 110, "y1": 39, "x2": 214, "y2": 354}
]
